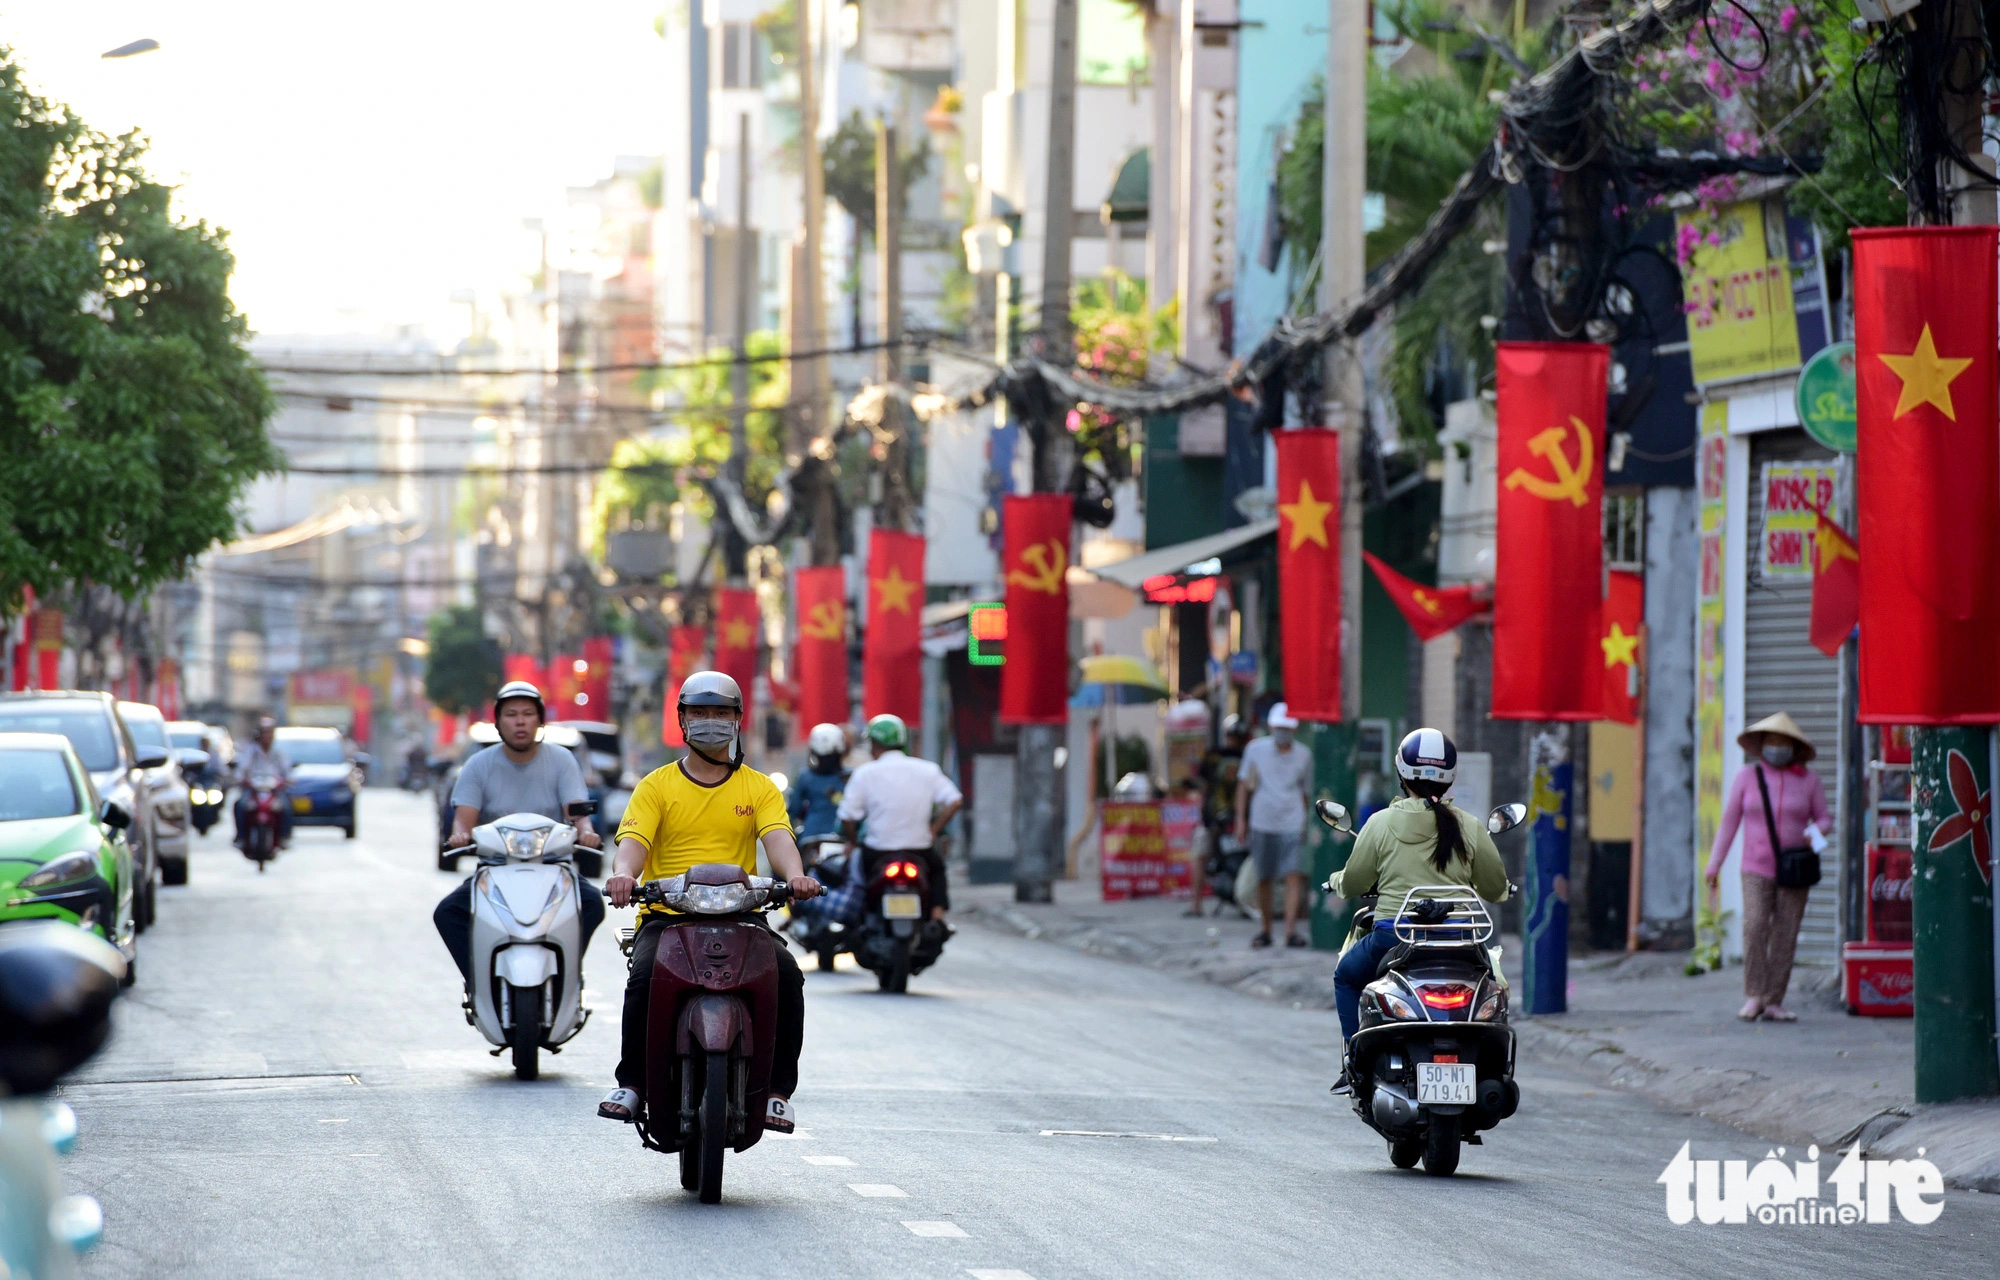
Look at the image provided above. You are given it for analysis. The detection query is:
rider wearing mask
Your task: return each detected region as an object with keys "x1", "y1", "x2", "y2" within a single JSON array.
[
  {"x1": 232, "y1": 717, "x2": 294, "y2": 850},
  {"x1": 598, "y1": 672, "x2": 822, "y2": 1132},
  {"x1": 787, "y1": 723, "x2": 851, "y2": 841},
  {"x1": 433, "y1": 682, "x2": 605, "y2": 981},
  {"x1": 1326, "y1": 729, "x2": 1509, "y2": 1093},
  {"x1": 836, "y1": 714, "x2": 963, "y2": 922}
]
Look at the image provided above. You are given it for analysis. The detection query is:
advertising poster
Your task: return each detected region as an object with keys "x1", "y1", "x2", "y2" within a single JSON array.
[
  {"x1": 1758, "y1": 461, "x2": 1840, "y2": 580},
  {"x1": 1681, "y1": 198, "x2": 1802, "y2": 384},
  {"x1": 1101, "y1": 801, "x2": 1198, "y2": 900},
  {"x1": 1695, "y1": 403, "x2": 1729, "y2": 881}
]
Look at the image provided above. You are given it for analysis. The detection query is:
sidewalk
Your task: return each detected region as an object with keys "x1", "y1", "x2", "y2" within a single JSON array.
[{"x1": 955, "y1": 879, "x2": 2000, "y2": 1191}]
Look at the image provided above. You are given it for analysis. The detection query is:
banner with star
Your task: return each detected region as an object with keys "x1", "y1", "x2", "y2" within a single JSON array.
[
  {"x1": 1600, "y1": 570, "x2": 1642, "y2": 725},
  {"x1": 713, "y1": 586, "x2": 760, "y2": 725},
  {"x1": 661, "y1": 624, "x2": 707, "y2": 747},
  {"x1": 864, "y1": 529, "x2": 925, "y2": 724},
  {"x1": 1853, "y1": 226, "x2": 2000, "y2": 723},
  {"x1": 1809, "y1": 510, "x2": 1859, "y2": 658},
  {"x1": 1275, "y1": 429, "x2": 1342, "y2": 720},
  {"x1": 793, "y1": 566, "x2": 850, "y2": 736},
  {"x1": 1492, "y1": 341, "x2": 1608, "y2": 721},
  {"x1": 1362, "y1": 550, "x2": 1486, "y2": 643},
  {"x1": 1000, "y1": 494, "x2": 1073, "y2": 725}
]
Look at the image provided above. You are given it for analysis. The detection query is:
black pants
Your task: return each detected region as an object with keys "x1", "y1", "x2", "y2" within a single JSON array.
[
  {"x1": 433, "y1": 877, "x2": 606, "y2": 982},
  {"x1": 233, "y1": 792, "x2": 293, "y2": 845},
  {"x1": 861, "y1": 845, "x2": 950, "y2": 911},
  {"x1": 615, "y1": 917, "x2": 805, "y2": 1098}
]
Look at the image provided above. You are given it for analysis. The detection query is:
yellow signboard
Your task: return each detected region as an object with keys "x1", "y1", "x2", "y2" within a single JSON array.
[
  {"x1": 1694, "y1": 402, "x2": 1729, "y2": 875},
  {"x1": 1681, "y1": 199, "x2": 1800, "y2": 385}
]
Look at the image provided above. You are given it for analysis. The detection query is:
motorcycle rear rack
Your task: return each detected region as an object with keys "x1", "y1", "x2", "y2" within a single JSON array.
[{"x1": 1389, "y1": 886, "x2": 1495, "y2": 947}]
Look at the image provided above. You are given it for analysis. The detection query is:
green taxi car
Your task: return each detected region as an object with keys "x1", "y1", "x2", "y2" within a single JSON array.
[{"x1": 0, "y1": 732, "x2": 137, "y2": 985}]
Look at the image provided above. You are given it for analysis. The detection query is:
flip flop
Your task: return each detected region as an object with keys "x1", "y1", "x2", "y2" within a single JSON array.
[
  {"x1": 1250, "y1": 933, "x2": 1273, "y2": 949},
  {"x1": 1761, "y1": 1005, "x2": 1798, "y2": 1022},
  {"x1": 765, "y1": 1095, "x2": 797, "y2": 1134},
  {"x1": 598, "y1": 1087, "x2": 640, "y2": 1122}
]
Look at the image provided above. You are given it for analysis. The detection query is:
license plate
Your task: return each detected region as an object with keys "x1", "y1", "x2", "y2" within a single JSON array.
[
  {"x1": 882, "y1": 893, "x2": 922, "y2": 920},
  {"x1": 291, "y1": 797, "x2": 312, "y2": 814},
  {"x1": 1416, "y1": 1062, "x2": 1476, "y2": 1105}
]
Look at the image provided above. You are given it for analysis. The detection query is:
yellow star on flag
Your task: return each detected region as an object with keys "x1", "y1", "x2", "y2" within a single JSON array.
[
  {"x1": 721, "y1": 618, "x2": 755, "y2": 649},
  {"x1": 1815, "y1": 528, "x2": 1858, "y2": 573},
  {"x1": 1601, "y1": 622, "x2": 1639, "y2": 670},
  {"x1": 874, "y1": 565, "x2": 918, "y2": 614},
  {"x1": 1878, "y1": 324, "x2": 1974, "y2": 421},
  {"x1": 1279, "y1": 479, "x2": 1335, "y2": 550}
]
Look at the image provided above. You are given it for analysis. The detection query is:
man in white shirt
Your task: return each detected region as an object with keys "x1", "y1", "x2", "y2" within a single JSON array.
[
  {"x1": 1234, "y1": 702, "x2": 1315, "y2": 948},
  {"x1": 837, "y1": 714, "x2": 963, "y2": 919}
]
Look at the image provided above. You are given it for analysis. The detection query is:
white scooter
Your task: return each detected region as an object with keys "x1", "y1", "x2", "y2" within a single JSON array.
[{"x1": 448, "y1": 806, "x2": 595, "y2": 1080}]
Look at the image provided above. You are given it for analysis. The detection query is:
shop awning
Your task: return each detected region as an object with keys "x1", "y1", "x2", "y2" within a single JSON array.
[
  {"x1": 1087, "y1": 518, "x2": 1278, "y2": 589},
  {"x1": 1101, "y1": 148, "x2": 1150, "y2": 224}
]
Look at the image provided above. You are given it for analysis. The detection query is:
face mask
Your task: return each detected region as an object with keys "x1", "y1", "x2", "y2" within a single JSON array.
[
  {"x1": 1272, "y1": 728, "x2": 1296, "y2": 747},
  {"x1": 1761, "y1": 743, "x2": 1794, "y2": 767},
  {"x1": 685, "y1": 719, "x2": 738, "y2": 753}
]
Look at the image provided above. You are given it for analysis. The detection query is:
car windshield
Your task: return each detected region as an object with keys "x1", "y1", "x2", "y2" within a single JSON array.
[
  {"x1": 0, "y1": 706, "x2": 119, "y2": 772},
  {"x1": 0, "y1": 748, "x2": 83, "y2": 821},
  {"x1": 276, "y1": 733, "x2": 346, "y2": 765},
  {"x1": 122, "y1": 711, "x2": 167, "y2": 750},
  {"x1": 168, "y1": 728, "x2": 205, "y2": 749}
]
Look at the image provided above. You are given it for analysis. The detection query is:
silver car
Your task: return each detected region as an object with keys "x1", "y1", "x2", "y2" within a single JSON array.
[{"x1": 117, "y1": 703, "x2": 191, "y2": 885}]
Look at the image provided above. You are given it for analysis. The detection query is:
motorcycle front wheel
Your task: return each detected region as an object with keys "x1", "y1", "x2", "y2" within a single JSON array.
[
  {"x1": 697, "y1": 1049, "x2": 728, "y2": 1203},
  {"x1": 509, "y1": 984, "x2": 542, "y2": 1081},
  {"x1": 1422, "y1": 1113, "x2": 1461, "y2": 1177}
]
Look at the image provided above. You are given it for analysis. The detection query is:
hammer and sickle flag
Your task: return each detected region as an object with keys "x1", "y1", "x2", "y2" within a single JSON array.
[
  {"x1": 793, "y1": 566, "x2": 850, "y2": 735},
  {"x1": 1363, "y1": 551, "x2": 1487, "y2": 643},
  {"x1": 864, "y1": 529, "x2": 926, "y2": 724},
  {"x1": 1493, "y1": 341, "x2": 1608, "y2": 721},
  {"x1": 713, "y1": 586, "x2": 760, "y2": 725},
  {"x1": 1001, "y1": 494, "x2": 1073, "y2": 725},
  {"x1": 1275, "y1": 428, "x2": 1343, "y2": 721}
]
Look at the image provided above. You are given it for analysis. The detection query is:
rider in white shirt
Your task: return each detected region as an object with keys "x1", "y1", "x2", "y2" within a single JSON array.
[
  {"x1": 231, "y1": 717, "x2": 293, "y2": 848},
  {"x1": 836, "y1": 715, "x2": 963, "y2": 920}
]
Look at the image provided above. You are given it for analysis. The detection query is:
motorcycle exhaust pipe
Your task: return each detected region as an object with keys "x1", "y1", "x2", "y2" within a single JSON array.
[{"x1": 1371, "y1": 1081, "x2": 1419, "y2": 1131}]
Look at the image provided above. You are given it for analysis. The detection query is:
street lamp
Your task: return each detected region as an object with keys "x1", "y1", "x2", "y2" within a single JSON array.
[{"x1": 101, "y1": 40, "x2": 160, "y2": 60}]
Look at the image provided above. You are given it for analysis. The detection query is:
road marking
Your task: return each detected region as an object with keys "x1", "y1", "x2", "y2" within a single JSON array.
[
  {"x1": 801, "y1": 1155, "x2": 855, "y2": 1166},
  {"x1": 903, "y1": 1221, "x2": 968, "y2": 1237},
  {"x1": 317, "y1": 1119, "x2": 349, "y2": 1123},
  {"x1": 847, "y1": 1183, "x2": 908, "y2": 1198},
  {"x1": 966, "y1": 1271, "x2": 1037, "y2": 1280},
  {"x1": 765, "y1": 1128, "x2": 813, "y2": 1140},
  {"x1": 1038, "y1": 1130, "x2": 1216, "y2": 1142}
]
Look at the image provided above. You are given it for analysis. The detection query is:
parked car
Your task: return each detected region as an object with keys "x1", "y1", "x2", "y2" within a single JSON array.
[
  {"x1": 0, "y1": 733, "x2": 138, "y2": 982},
  {"x1": 116, "y1": 702, "x2": 191, "y2": 885},
  {"x1": 166, "y1": 720, "x2": 229, "y2": 835},
  {"x1": 273, "y1": 726, "x2": 362, "y2": 838},
  {"x1": 0, "y1": 693, "x2": 165, "y2": 932}
]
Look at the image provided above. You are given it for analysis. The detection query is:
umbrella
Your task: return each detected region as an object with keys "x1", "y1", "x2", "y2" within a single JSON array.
[{"x1": 1072, "y1": 655, "x2": 1171, "y2": 707}]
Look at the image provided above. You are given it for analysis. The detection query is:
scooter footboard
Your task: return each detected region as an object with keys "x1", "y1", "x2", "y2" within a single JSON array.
[{"x1": 677, "y1": 993, "x2": 750, "y2": 1056}]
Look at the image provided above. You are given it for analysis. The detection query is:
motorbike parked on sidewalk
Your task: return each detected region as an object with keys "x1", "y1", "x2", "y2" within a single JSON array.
[
  {"x1": 850, "y1": 852, "x2": 949, "y2": 994},
  {"x1": 621, "y1": 865, "x2": 794, "y2": 1204},
  {"x1": 1316, "y1": 798, "x2": 1526, "y2": 1177},
  {"x1": 784, "y1": 835, "x2": 861, "y2": 972},
  {"x1": 238, "y1": 774, "x2": 287, "y2": 871},
  {"x1": 440, "y1": 804, "x2": 596, "y2": 1080}
]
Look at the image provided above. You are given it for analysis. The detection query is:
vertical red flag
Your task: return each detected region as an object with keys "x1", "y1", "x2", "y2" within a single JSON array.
[
  {"x1": 662, "y1": 624, "x2": 706, "y2": 746},
  {"x1": 580, "y1": 635, "x2": 613, "y2": 716},
  {"x1": 546, "y1": 652, "x2": 582, "y2": 720},
  {"x1": 1492, "y1": 341, "x2": 1608, "y2": 720},
  {"x1": 793, "y1": 566, "x2": 850, "y2": 733},
  {"x1": 865, "y1": 530, "x2": 926, "y2": 723},
  {"x1": 1000, "y1": 494, "x2": 1073, "y2": 724},
  {"x1": 713, "y1": 586, "x2": 760, "y2": 725},
  {"x1": 1809, "y1": 512, "x2": 1860, "y2": 658},
  {"x1": 502, "y1": 653, "x2": 546, "y2": 692},
  {"x1": 1853, "y1": 226, "x2": 2000, "y2": 723},
  {"x1": 1599, "y1": 569, "x2": 1642, "y2": 725},
  {"x1": 1362, "y1": 550, "x2": 1485, "y2": 642},
  {"x1": 1276, "y1": 429, "x2": 1343, "y2": 720}
]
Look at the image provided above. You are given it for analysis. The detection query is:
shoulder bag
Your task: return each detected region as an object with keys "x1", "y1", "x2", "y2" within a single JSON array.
[{"x1": 1753, "y1": 765, "x2": 1821, "y2": 889}]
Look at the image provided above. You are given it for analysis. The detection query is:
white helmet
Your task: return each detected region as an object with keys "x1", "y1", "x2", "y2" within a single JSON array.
[
  {"x1": 807, "y1": 723, "x2": 846, "y2": 757},
  {"x1": 1396, "y1": 728, "x2": 1457, "y2": 785}
]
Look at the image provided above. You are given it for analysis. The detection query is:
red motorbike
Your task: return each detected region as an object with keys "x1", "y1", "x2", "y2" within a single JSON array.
[
  {"x1": 626, "y1": 864, "x2": 793, "y2": 1204},
  {"x1": 239, "y1": 776, "x2": 287, "y2": 872}
]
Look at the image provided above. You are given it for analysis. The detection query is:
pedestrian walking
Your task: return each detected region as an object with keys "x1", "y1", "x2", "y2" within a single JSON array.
[
  {"x1": 1705, "y1": 712, "x2": 1831, "y2": 1023},
  {"x1": 1234, "y1": 703, "x2": 1314, "y2": 948}
]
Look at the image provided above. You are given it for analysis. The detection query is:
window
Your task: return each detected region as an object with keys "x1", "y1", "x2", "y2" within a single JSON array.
[
  {"x1": 275, "y1": 731, "x2": 348, "y2": 766},
  {"x1": 0, "y1": 748, "x2": 82, "y2": 821},
  {"x1": 1605, "y1": 492, "x2": 1644, "y2": 570},
  {"x1": 0, "y1": 706, "x2": 119, "y2": 772},
  {"x1": 721, "y1": 22, "x2": 765, "y2": 90}
]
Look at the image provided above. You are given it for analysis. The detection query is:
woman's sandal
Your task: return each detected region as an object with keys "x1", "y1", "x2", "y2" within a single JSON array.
[
  {"x1": 1736, "y1": 999, "x2": 1764, "y2": 1021},
  {"x1": 598, "y1": 1087, "x2": 640, "y2": 1122},
  {"x1": 1761, "y1": 1005, "x2": 1798, "y2": 1022}
]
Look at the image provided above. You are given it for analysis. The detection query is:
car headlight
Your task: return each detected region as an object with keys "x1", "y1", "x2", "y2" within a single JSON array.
[
  {"x1": 681, "y1": 882, "x2": 751, "y2": 914},
  {"x1": 1366, "y1": 979, "x2": 1421, "y2": 1021},
  {"x1": 208, "y1": 789, "x2": 225, "y2": 805},
  {"x1": 501, "y1": 828, "x2": 553, "y2": 861},
  {"x1": 21, "y1": 851, "x2": 100, "y2": 891}
]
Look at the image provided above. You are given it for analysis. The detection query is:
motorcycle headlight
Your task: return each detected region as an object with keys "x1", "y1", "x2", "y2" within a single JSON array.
[
  {"x1": 682, "y1": 882, "x2": 751, "y2": 914},
  {"x1": 1366, "y1": 979, "x2": 1421, "y2": 1021},
  {"x1": 21, "y1": 851, "x2": 100, "y2": 891},
  {"x1": 501, "y1": 828, "x2": 553, "y2": 861},
  {"x1": 1473, "y1": 986, "x2": 1508, "y2": 1021}
]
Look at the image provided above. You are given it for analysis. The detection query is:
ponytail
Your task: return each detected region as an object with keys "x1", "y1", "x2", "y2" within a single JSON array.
[{"x1": 1406, "y1": 778, "x2": 1466, "y2": 873}]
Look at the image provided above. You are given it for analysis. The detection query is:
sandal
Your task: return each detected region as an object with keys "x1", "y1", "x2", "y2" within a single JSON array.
[
  {"x1": 1761, "y1": 1005, "x2": 1797, "y2": 1022},
  {"x1": 1736, "y1": 999, "x2": 1764, "y2": 1021},
  {"x1": 598, "y1": 1087, "x2": 640, "y2": 1122},
  {"x1": 1286, "y1": 934, "x2": 1310, "y2": 949},
  {"x1": 765, "y1": 1095, "x2": 797, "y2": 1134},
  {"x1": 1250, "y1": 933, "x2": 1273, "y2": 949}
]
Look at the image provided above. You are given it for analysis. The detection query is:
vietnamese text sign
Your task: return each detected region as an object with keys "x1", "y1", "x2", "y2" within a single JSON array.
[
  {"x1": 1759, "y1": 461, "x2": 1840, "y2": 579},
  {"x1": 1682, "y1": 199, "x2": 1801, "y2": 385},
  {"x1": 1100, "y1": 801, "x2": 1198, "y2": 900},
  {"x1": 1695, "y1": 403, "x2": 1729, "y2": 880}
]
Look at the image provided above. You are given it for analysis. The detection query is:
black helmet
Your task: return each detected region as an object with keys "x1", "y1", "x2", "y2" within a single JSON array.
[
  {"x1": 678, "y1": 670, "x2": 743, "y2": 713},
  {"x1": 493, "y1": 680, "x2": 547, "y2": 724}
]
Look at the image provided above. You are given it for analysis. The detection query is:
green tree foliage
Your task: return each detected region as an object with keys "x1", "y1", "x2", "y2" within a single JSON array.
[
  {"x1": 1781, "y1": 12, "x2": 1905, "y2": 247},
  {"x1": 0, "y1": 52, "x2": 278, "y2": 610},
  {"x1": 822, "y1": 112, "x2": 931, "y2": 237},
  {"x1": 424, "y1": 604, "x2": 503, "y2": 717},
  {"x1": 589, "y1": 435, "x2": 685, "y2": 560}
]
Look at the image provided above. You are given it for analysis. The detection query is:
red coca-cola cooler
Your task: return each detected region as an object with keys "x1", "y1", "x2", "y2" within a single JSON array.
[{"x1": 1843, "y1": 945, "x2": 1914, "y2": 1016}]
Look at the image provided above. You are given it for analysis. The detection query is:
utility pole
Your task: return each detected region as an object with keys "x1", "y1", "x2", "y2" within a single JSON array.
[
  {"x1": 792, "y1": 0, "x2": 827, "y2": 458},
  {"x1": 1013, "y1": 0, "x2": 1079, "y2": 905},
  {"x1": 875, "y1": 121, "x2": 903, "y2": 385},
  {"x1": 726, "y1": 111, "x2": 754, "y2": 581}
]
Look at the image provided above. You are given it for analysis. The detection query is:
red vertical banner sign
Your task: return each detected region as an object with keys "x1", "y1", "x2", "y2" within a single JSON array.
[
  {"x1": 502, "y1": 653, "x2": 545, "y2": 692},
  {"x1": 1599, "y1": 569, "x2": 1643, "y2": 726},
  {"x1": 793, "y1": 566, "x2": 850, "y2": 733},
  {"x1": 864, "y1": 530, "x2": 926, "y2": 723},
  {"x1": 1852, "y1": 226, "x2": 2000, "y2": 723},
  {"x1": 713, "y1": 586, "x2": 760, "y2": 725},
  {"x1": 662, "y1": 625, "x2": 707, "y2": 746},
  {"x1": 579, "y1": 635, "x2": 613, "y2": 716},
  {"x1": 1000, "y1": 494, "x2": 1073, "y2": 725},
  {"x1": 1492, "y1": 341, "x2": 1608, "y2": 720},
  {"x1": 546, "y1": 652, "x2": 582, "y2": 720},
  {"x1": 1274, "y1": 429, "x2": 1342, "y2": 721}
]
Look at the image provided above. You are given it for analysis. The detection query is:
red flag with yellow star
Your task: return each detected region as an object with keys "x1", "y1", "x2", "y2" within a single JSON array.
[
  {"x1": 713, "y1": 586, "x2": 760, "y2": 725},
  {"x1": 1000, "y1": 494, "x2": 1073, "y2": 725},
  {"x1": 1854, "y1": 226, "x2": 2000, "y2": 723},
  {"x1": 1276, "y1": 429, "x2": 1342, "y2": 720},
  {"x1": 1600, "y1": 569, "x2": 1642, "y2": 725},
  {"x1": 1492, "y1": 341, "x2": 1607, "y2": 720},
  {"x1": 864, "y1": 530, "x2": 925, "y2": 724},
  {"x1": 1809, "y1": 511, "x2": 1859, "y2": 658},
  {"x1": 793, "y1": 566, "x2": 849, "y2": 736},
  {"x1": 661, "y1": 624, "x2": 706, "y2": 747},
  {"x1": 1362, "y1": 551, "x2": 1485, "y2": 643}
]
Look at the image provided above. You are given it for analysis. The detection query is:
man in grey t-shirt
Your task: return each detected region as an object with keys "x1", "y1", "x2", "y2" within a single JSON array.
[
  {"x1": 1234, "y1": 702, "x2": 1315, "y2": 949},
  {"x1": 433, "y1": 682, "x2": 605, "y2": 982}
]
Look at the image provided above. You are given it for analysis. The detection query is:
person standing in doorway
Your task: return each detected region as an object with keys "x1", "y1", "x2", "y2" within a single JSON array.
[{"x1": 1235, "y1": 702, "x2": 1315, "y2": 948}]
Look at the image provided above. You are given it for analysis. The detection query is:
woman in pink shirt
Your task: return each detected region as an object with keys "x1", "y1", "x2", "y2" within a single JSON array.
[{"x1": 1705, "y1": 712, "x2": 1831, "y2": 1023}]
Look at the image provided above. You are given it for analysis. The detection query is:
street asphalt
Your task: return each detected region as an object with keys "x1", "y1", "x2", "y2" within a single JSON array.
[{"x1": 57, "y1": 790, "x2": 2000, "y2": 1279}]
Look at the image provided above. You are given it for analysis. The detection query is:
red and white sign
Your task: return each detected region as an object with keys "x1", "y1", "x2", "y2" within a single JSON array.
[
  {"x1": 1757, "y1": 462, "x2": 1840, "y2": 578},
  {"x1": 1100, "y1": 801, "x2": 1199, "y2": 900}
]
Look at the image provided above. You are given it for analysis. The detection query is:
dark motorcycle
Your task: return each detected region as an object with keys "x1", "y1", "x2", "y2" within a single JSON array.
[
  {"x1": 239, "y1": 777, "x2": 286, "y2": 871},
  {"x1": 1202, "y1": 831, "x2": 1252, "y2": 917},
  {"x1": 622, "y1": 865, "x2": 793, "y2": 1204},
  {"x1": 850, "y1": 852, "x2": 948, "y2": 994},
  {"x1": 1316, "y1": 798, "x2": 1526, "y2": 1177},
  {"x1": 785, "y1": 836, "x2": 859, "y2": 972}
]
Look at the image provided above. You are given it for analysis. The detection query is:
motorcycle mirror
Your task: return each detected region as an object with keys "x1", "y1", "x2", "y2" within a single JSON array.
[
  {"x1": 1314, "y1": 798, "x2": 1355, "y2": 834},
  {"x1": 567, "y1": 800, "x2": 599, "y2": 818},
  {"x1": 1487, "y1": 803, "x2": 1529, "y2": 835},
  {"x1": 99, "y1": 801, "x2": 131, "y2": 830}
]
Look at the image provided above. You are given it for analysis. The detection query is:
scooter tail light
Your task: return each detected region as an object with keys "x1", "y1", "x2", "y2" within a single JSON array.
[{"x1": 1417, "y1": 983, "x2": 1477, "y2": 1010}]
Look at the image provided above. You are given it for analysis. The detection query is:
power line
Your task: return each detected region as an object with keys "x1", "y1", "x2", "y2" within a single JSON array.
[{"x1": 256, "y1": 336, "x2": 908, "y2": 379}]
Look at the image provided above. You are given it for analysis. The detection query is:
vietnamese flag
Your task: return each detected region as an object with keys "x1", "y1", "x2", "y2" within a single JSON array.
[
  {"x1": 1362, "y1": 551, "x2": 1485, "y2": 642},
  {"x1": 502, "y1": 653, "x2": 546, "y2": 693},
  {"x1": 1853, "y1": 226, "x2": 2000, "y2": 723},
  {"x1": 713, "y1": 586, "x2": 760, "y2": 725},
  {"x1": 1000, "y1": 494, "x2": 1073, "y2": 724},
  {"x1": 662, "y1": 624, "x2": 706, "y2": 746},
  {"x1": 793, "y1": 566, "x2": 850, "y2": 734},
  {"x1": 1809, "y1": 511, "x2": 1860, "y2": 658},
  {"x1": 1276, "y1": 429, "x2": 1342, "y2": 721},
  {"x1": 1492, "y1": 341, "x2": 1608, "y2": 721},
  {"x1": 1600, "y1": 569, "x2": 1642, "y2": 725},
  {"x1": 865, "y1": 530, "x2": 925, "y2": 723}
]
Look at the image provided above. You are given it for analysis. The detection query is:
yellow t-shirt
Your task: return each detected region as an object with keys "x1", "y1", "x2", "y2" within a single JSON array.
[{"x1": 615, "y1": 761, "x2": 791, "y2": 899}]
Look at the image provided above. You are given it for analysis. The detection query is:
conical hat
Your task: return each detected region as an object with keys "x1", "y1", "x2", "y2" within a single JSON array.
[{"x1": 1738, "y1": 711, "x2": 1816, "y2": 764}]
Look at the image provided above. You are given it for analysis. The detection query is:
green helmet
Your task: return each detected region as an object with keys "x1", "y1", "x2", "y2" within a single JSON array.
[{"x1": 866, "y1": 714, "x2": 909, "y2": 750}]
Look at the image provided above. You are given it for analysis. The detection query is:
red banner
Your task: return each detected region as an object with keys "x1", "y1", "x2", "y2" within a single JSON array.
[
  {"x1": 1810, "y1": 511, "x2": 1859, "y2": 658},
  {"x1": 793, "y1": 566, "x2": 849, "y2": 734},
  {"x1": 662, "y1": 624, "x2": 707, "y2": 746},
  {"x1": 1600, "y1": 569, "x2": 1642, "y2": 725},
  {"x1": 713, "y1": 587, "x2": 760, "y2": 725},
  {"x1": 1275, "y1": 429, "x2": 1342, "y2": 721},
  {"x1": 1362, "y1": 550, "x2": 1485, "y2": 643},
  {"x1": 1000, "y1": 494, "x2": 1073, "y2": 725},
  {"x1": 1492, "y1": 341, "x2": 1608, "y2": 721},
  {"x1": 502, "y1": 653, "x2": 545, "y2": 694},
  {"x1": 865, "y1": 530, "x2": 925, "y2": 723},
  {"x1": 1853, "y1": 226, "x2": 2000, "y2": 723}
]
